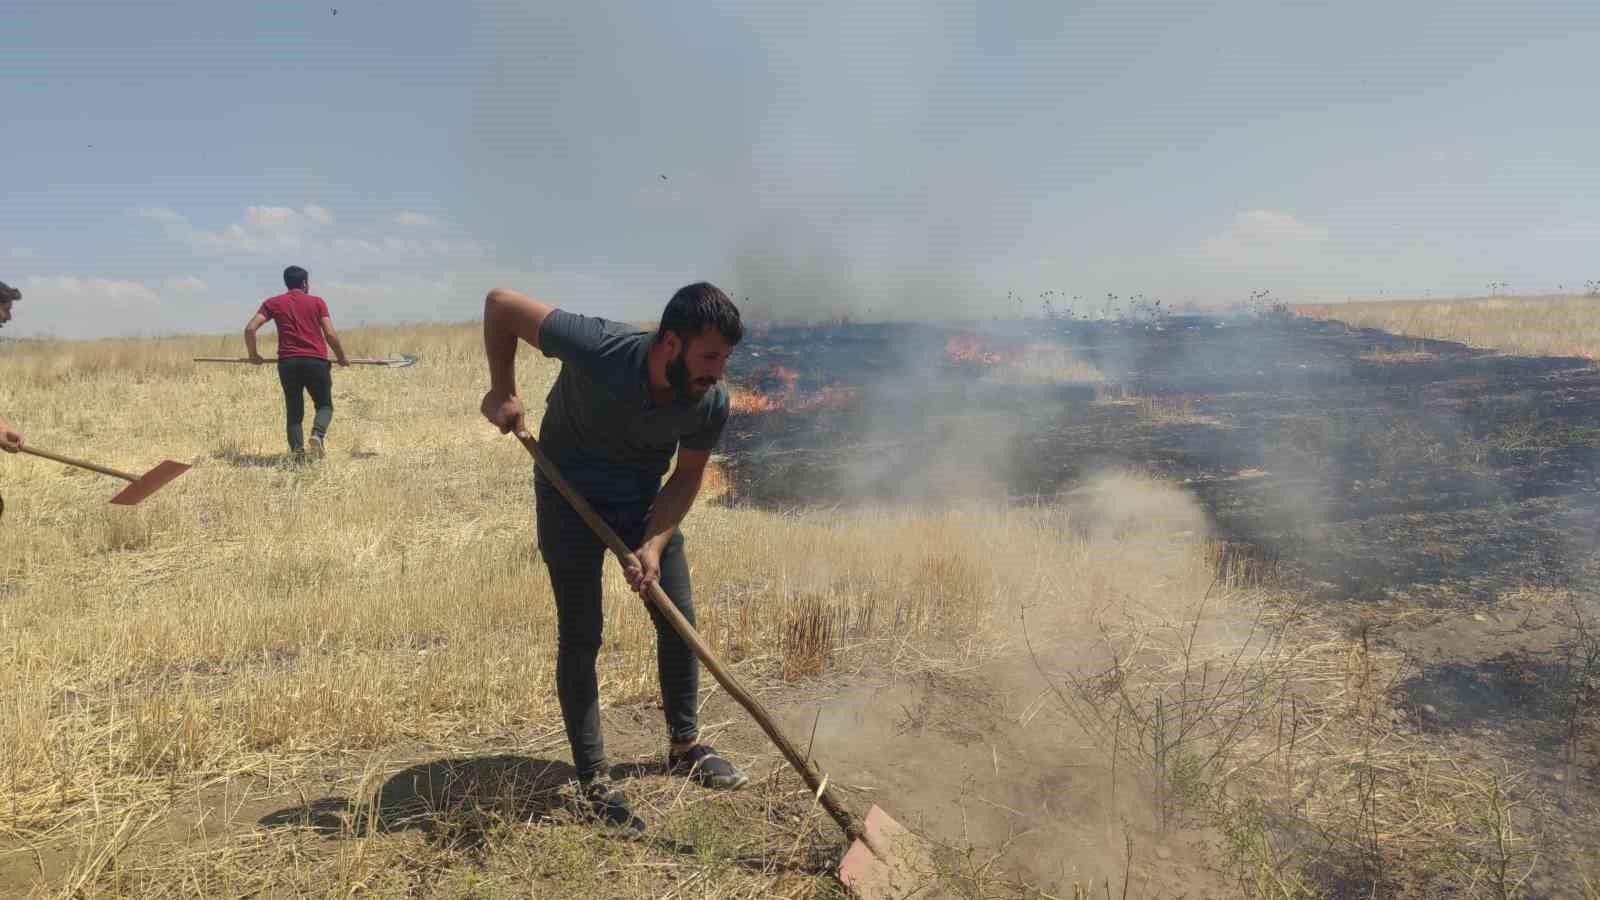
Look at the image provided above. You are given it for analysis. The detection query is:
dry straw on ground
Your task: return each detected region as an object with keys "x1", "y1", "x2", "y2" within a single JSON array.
[
  {"x1": 3, "y1": 320, "x2": 1585, "y2": 897},
  {"x1": 0, "y1": 323, "x2": 1269, "y2": 897},
  {"x1": 1293, "y1": 293, "x2": 1600, "y2": 361}
]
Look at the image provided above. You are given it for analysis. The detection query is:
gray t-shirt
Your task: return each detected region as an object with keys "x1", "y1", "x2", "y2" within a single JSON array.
[{"x1": 534, "y1": 309, "x2": 729, "y2": 504}]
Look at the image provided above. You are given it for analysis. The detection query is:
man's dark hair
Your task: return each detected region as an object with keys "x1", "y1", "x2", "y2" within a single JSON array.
[
  {"x1": 658, "y1": 282, "x2": 742, "y2": 346},
  {"x1": 283, "y1": 266, "x2": 309, "y2": 290},
  {"x1": 0, "y1": 281, "x2": 19, "y2": 302}
]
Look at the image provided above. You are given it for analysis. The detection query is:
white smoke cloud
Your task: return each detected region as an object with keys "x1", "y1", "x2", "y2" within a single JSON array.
[
  {"x1": 163, "y1": 275, "x2": 209, "y2": 295},
  {"x1": 393, "y1": 211, "x2": 442, "y2": 227}
]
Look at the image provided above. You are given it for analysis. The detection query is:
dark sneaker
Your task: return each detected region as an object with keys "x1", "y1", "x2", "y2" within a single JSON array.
[
  {"x1": 307, "y1": 434, "x2": 325, "y2": 460},
  {"x1": 668, "y1": 744, "x2": 748, "y2": 790},
  {"x1": 572, "y1": 777, "x2": 646, "y2": 836}
]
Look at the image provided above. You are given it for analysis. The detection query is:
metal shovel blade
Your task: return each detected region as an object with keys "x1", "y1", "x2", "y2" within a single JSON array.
[
  {"x1": 346, "y1": 354, "x2": 419, "y2": 368},
  {"x1": 837, "y1": 805, "x2": 943, "y2": 900},
  {"x1": 109, "y1": 460, "x2": 190, "y2": 505}
]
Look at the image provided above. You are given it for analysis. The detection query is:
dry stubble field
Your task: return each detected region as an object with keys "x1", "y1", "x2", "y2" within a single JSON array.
[
  {"x1": 2, "y1": 301, "x2": 1598, "y2": 898},
  {"x1": 1292, "y1": 293, "x2": 1600, "y2": 361},
  {"x1": 0, "y1": 323, "x2": 1273, "y2": 898}
]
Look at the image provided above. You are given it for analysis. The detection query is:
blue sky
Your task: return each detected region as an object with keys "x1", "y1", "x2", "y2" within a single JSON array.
[{"x1": 3, "y1": 1, "x2": 1597, "y2": 339}]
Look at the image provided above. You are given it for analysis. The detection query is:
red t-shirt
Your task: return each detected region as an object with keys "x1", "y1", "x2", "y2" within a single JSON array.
[{"x1": 258, "y1": 290, "x2": 330, "y2": 359}]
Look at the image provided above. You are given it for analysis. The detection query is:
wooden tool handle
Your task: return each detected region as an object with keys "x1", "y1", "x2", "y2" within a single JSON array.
[
  {"x1": 193, "y1": 356, "x2": 392, "y2": 366},
  {"x1": 19, "y1": 445, "x2": 138, "y2": 482},
  {"x1": 515, "y1": 430, "x2": 864, "y2": 842}
]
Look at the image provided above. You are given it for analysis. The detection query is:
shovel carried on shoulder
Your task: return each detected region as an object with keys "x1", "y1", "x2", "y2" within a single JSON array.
[
  {"x1": 193, "y1": 354, "x2": 418, "y2": 368},
  {"x1": 514, "y1": 430, "x2": 941, "y2": 900}
]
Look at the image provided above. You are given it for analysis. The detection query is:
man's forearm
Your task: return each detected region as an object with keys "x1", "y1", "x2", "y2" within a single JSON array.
[
  {"x1": 244, "y1": 328, "x2": 260, "y2": 358},
  {"x1": 640, "y1": 469, "x2": 703, "y2": 552},
  {"x1": 483, "y1": 292, "x2": 522, "y2": 395},
  {"x1": 326, "y1": 333, "x2": 349, "y2": 362},
  {"x1": 483, "y1": 288, "x2": 554, "y2": 394}
]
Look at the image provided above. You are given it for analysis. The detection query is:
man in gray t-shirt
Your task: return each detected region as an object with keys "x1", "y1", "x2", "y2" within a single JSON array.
[
  {"x1": 479, "y1": 281, "x2": 746, "y2": 835},
  {"x1": 532, "y1": 306, "x2": 730, "y2": 506}
]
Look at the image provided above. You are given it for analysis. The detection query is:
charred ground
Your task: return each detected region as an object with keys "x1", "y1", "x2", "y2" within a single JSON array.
[
  {"x1": 720, "y1": 313, "x2": 1600, "y2": 609},
  {"x1": 714, "y1": 311, "x2": 1600, "y2": 895}
]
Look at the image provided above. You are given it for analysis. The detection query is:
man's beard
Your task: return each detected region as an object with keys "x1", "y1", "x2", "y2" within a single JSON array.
[{"x1": 666, "y1": 349, "x2": 714, "y2": 402}]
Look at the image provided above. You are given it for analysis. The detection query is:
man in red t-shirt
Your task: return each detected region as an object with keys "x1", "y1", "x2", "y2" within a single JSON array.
[{"x1": 245, "y1": 266, "x2": 350, "y2": 458}]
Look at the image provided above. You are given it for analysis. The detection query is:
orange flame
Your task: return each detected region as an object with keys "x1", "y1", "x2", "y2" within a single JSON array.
[
  {"x1": 700, "y1": 457, "x2": 733, "y2": 501},
  {"x1": 732, "y1": 390, "x2": 785, "y2": 414},
  {"x1": 731, "y1": 364, "x2": 856, "y2": 415},
  {"x1": 944, "y1": 335, "x2": 1018, "y2": 366}
]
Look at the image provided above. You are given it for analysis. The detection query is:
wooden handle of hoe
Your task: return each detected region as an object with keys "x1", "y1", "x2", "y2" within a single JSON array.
[
  {"x1": 20, "y1": 445, "x2": 139, "y2": 482},
  {"x1": 515, "y1": 430, "x2": 865, "y2": 844},
  {"x1": 193, "y1": 356, "x2": 392, "y2": 365}
]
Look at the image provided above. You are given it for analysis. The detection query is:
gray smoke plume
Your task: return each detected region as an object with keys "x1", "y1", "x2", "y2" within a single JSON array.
[{"x1": 466, "y1": 0, "x2": 1048, "y2": 323}]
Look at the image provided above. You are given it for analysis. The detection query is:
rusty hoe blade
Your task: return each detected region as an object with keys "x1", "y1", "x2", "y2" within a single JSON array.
[
  {"x1": 109, "y1": 460, "x2": 191, "y2": 506},
  {"x1": 838, "y1": 805, "x2": 943, "y2": 900},
  {"x1": 19, "y1": 445, "x2": 191, "y2": 507}
]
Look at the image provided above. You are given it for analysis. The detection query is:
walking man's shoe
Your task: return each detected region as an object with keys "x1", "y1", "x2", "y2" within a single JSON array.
[
  {"x1": 668, "y1": 744, "x2": 748, "y2": 790},
  {"x1": 572, "y1": 775, "x2": 647, "y2": 836}
]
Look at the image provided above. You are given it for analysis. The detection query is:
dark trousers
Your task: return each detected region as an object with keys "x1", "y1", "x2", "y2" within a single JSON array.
[
  {"x1": 535, "y1": 484, "x2": 699, "y2": 780},
  {"x1": 276, "y1": 357, "x2": 333, "y2": 452}
]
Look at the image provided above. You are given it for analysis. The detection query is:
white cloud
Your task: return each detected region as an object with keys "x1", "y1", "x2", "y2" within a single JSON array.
[
  {"x1": 133, "y1": 203, "x2": 484, "y2": 267},
  {"x1": 404, "y1": 237, "x2": 481, "y2": 258},
  {"x1": 131, "y1": 205, "x2": 188, "y2": 226},
  {"x1": 329, "y1": 236, "x2": 483, "y2": 260},
  {"x1": 184, "y1": 204, "x2": 335, "y2": 255},
  {"x1": 164, "y1": 275, "x2": 209, "y2": 295},
  {"x1": 1235, "y1": 209, "x2": 1327, "y2": 243},
  {"x1": 25, "y1": 275, "x2": 162, "y2": 308},
  {"x1": 13, "y1": 275, "x2": 180, "y2": 338},
  {"x1": 393, "y1": 211, "x2": 441, "y2": 227},
  {"x1": 316, "y1": 268, "x2": 645, "y2": 323},
  {"x1": 1532, "y1": 221, "x2": 1600, "y2": 243},
  {"x1": 1195, "y1": 209, "x2": 1329, "y2": 265},
  {"x1": 321, "y1": 277, "x2": 454, "y2": 304}
]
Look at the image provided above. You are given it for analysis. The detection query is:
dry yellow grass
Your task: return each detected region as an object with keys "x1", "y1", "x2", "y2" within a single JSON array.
[
  {"x1": 0, "y1": 322, "x2": 1265, "y2": 897},
  {"x1": 4, "y1": 321, "x2": 1571, "y2": 896},
  {"x1": 1292, "y1": 293, "x2": 1600, "y2": 361}
]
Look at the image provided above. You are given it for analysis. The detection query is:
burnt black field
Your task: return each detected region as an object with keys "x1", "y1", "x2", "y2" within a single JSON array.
[{"x1": 720, "y1": 314, "x2": 1600, "y2": 608}]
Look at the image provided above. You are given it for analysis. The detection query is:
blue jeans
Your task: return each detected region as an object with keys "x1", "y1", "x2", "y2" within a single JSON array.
[{"x1": 535, "y1": 485, "x2": 699, "y2": 780}]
